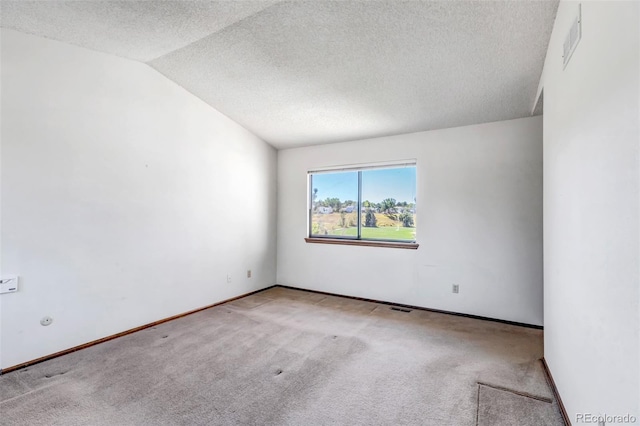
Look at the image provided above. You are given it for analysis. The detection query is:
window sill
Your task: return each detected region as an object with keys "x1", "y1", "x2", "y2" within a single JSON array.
[{"x1": 304, "y1": 237, "x2": 419, "y2": 250}]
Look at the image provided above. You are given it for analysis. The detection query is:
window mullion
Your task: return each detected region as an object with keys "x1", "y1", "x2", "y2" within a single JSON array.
[
  {"x1": 357, "y1": 171, "x2": 362, "y2": 240},
  {"x1": 308, "y1": 174, "x2": 313, "y2": 237}
]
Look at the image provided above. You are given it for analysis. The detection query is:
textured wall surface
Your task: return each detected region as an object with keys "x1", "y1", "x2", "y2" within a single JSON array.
[
  {"x1": 541, "y1": 1, "x2": 639, "y2": 420},
  {"x1": 277, "y1": 116, "x2": 543, "y2": 326},
  {"x1": 0, "y1": 29, "x2": 278, "y2": 369}
]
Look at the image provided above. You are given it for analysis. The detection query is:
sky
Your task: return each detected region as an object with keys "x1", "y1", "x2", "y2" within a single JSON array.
[{"x1": 310, "y1": 167, "x2": 416, "y2": 204}]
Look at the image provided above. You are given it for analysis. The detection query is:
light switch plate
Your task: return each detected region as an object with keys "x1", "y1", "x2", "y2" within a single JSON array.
[{"x1": 0, "y1": 276, "x2": 19, "y2": 294}]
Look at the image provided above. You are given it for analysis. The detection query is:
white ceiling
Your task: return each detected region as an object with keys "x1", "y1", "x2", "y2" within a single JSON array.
[
  {"x1": 1, "y1": 0, "x2": 558, "y2": 149},
  {"x1": 0, "y1": 1, "x2": 280, "y2": 62}
]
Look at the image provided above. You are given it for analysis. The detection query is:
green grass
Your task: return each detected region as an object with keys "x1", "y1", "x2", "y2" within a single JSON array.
[{"x1": 328, "y1": 226, "x2": 415, "y2": 241}]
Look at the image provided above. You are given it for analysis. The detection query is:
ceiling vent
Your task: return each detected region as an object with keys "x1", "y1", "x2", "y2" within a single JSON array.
[{"x1": 563, "y1": 4, "x2": 582, "y2": 69}]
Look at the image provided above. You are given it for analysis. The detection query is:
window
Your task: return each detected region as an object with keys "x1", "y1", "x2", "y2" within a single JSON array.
[{"x1": 308, "y1": 162, "x2": 417, "y2": 247}]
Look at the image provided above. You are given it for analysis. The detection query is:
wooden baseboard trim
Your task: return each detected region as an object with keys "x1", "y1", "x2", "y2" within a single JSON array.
[
  {"x1": 0, "y1": 285, "x2": 276, "y2": 375},
  {"x1": 275, "y1": 285, "x2": 543, "y2": 330},
  {"x1": 540, "y1": 357, "x2": 571, "y2": 426}
]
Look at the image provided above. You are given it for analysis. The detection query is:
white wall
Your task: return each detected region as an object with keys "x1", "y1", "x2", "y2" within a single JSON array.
[
  {"x1": 0, "y1": 29, "x2": 277, "y2": 369},
  {"x1": 542, "y1": 1, "x2": 639, "y2": 420},
  {"x1": 277, "y1": 116, "x2": 543, "y2": 326}
]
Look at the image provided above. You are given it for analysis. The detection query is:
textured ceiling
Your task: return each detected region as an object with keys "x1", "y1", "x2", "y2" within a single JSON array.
[
  {"x1": 1, "y1": 1, "x2": 558, "y2": 149},
  {"x1": 0, "y1": 0, "x2": 280, "y2": 61}
]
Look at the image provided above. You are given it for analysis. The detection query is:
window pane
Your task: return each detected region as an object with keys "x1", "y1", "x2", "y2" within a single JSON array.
[
  {"x1": 310, "y1": 171, "x2": 358, "y2": 237},
  {"x1": 361, "y1": 167, "x2": 416, "y2": 241}
]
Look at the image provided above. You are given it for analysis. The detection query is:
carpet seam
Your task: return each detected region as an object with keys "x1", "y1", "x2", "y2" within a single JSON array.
[
  {"x1": 476, "y1": 381, "x2": 553, "y2": 403},
  {"x1": 0, "y1": 381, "x2": 60, "y2": 405}
]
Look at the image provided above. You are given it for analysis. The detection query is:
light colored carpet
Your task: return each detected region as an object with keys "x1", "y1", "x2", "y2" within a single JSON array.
[
  {"x1": 0, "y1": 287, "x2": 564, "y2": 425},
  {"x1": 476, "y1": 383, "x2": 560, "y2": 426}
]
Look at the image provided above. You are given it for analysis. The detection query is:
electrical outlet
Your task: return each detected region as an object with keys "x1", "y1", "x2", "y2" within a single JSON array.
[
  {"x1": 452, "y1": 284, "x2": 459, "y2": 294},
  {"x1": 247, "y1": 270, "x2": 252, "y2": 278},
  {"x1": 226, "y1": 274, "x2": 232, "y2": 283}
]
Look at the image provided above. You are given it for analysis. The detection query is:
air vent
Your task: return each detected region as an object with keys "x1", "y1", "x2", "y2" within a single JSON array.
[
  {"x1": 390, "y1": 307, "x2": 411, "y2": 313},
  {"x1": 563, "y1": 4, "x2": 582, "y2": 69}
]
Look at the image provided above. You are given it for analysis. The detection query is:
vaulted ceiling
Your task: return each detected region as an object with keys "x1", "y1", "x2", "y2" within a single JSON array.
[{"x1": 1, "y1": 1, "x2": 558, "y2": 149}]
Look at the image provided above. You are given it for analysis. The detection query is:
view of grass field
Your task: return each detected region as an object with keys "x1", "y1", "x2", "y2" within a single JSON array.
[
  {"x1": 334, "y1": 226, "x2": 416, "y2": 240},
  {"x1": 311, "y1": 212, "x2": 416, "y2": 241}
]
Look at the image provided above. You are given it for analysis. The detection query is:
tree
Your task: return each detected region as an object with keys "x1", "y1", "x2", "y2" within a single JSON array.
[
  {"x1": 399, "y1": 212, "x2": 414, "y2": 227},
  {"x1": 381, "y1": 198, "x2": 397, "y2": 214},
  {"x1": 339, "y1": 211, "x2": 347, "y2": 228},
  {"x1": 312, "y1": 222, "x2": 320, "y2": 234},
  {"x1": 364, "y1": 209, "x2": 377, "y2": 227},
  {"x1": 324, "y1": 197, "x2": 341, "y2": 211},
  {"x1": 312, "y1": 188, "x2": 319, "y2": 211}
]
